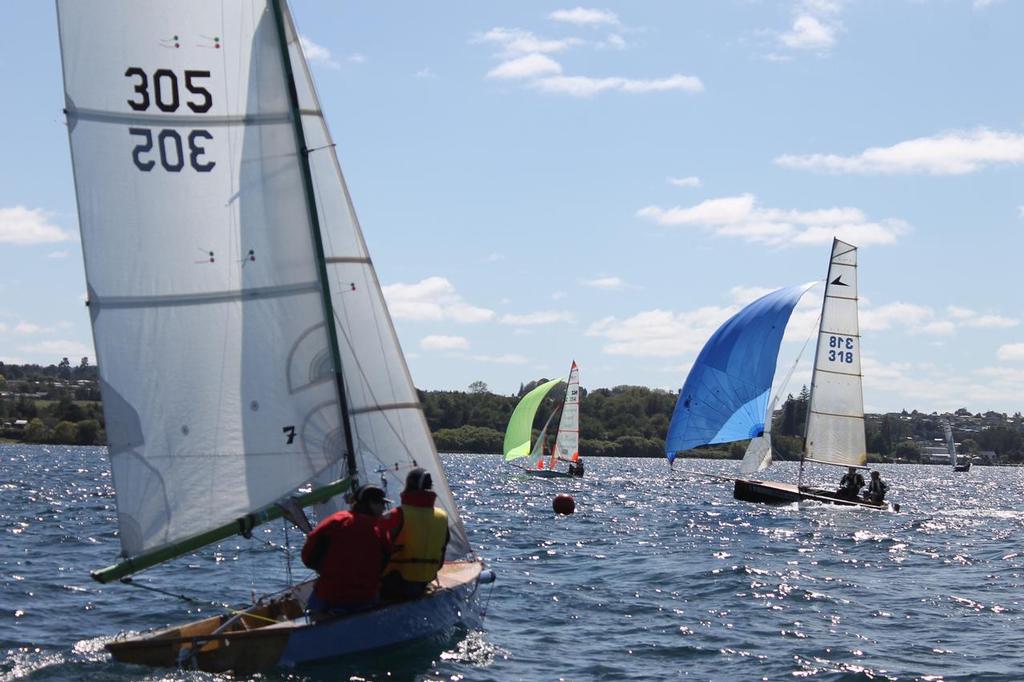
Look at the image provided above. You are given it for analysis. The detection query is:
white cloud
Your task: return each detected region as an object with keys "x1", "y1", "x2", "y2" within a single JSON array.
[
  {"x1": 488, "y1": 54, "x2": 562, "y2": 80},
  {"x1": 382, "y1": 277, "x2": 494, "y2": 323},
  {"x1": 997, "y1": 343, "x2": 1024, "y2": 361},
  {"x1": 549, "y1": 7, "x2": 620, "y2": 26},
  {"x1": 415, "y1": 68, "x2": 437, "y2": 79},
  {"x1": 535, "y1": 73, "x2": 703, "y2": 97},
  {"x1": 864, "y1": 356, "x2": 1024, "y2": 413},
  {"x1": 860, "y1": 302, "x2": 934, "y2": 332},
  {"x1": 780, "y1": 15, "x2": 836, "y2": 49},
  {"x1": 475, "y1": 28, "x2": 581, "y2": 57},
  {"x1": 299, "y1": 35, "x2": 340, "y2": 69},
  {"x1": 14, "y1": 322, "x2": 45, "y2": 334},
  {"x1": 599, "y1": 34, "x2": 627, "y2": 50},
  {"x1": 500, "y1": 311, "x2": 574, "y2": 325},
  {"x1": 963, "y1": 314, "x2": 1019, "y2": 329},
  {"x1": 551, "y1": 291, "x2": 568, "y2": 300},
  {"x1": 348, "y1": 53, "x2": 367, "y2": 64},
  {"x1": 637, "y1": 193, "x2": 907, "y2": 247},
  {"x1": 587, "y1": 307, "x2": 736, "y2": 357},
  {"x1": 0, "y1": 207, "x2": 72, "y2": 245},
  {"x1": 973, "y1": 0, "x2": 1004, "y2": 9},
  {"x1": 668, "y1": 176, "x2": 702, "y2": 188},
  {"x1": 47, "y1": 250, "x2": 69, "y2": 259},
  {"x1": 776, "y1": 129, "x2": 1024, "y2": 175},
  {"x1": 580, "y1": 276, "x2": 625, "y2": 290},
  {"x1": 420, "y1": 335, "x2": 470, "y2": 351},
  {"x1": 20, "y1": 339, "x2": 92, "y2": 358},
  {"x1": 471, "y1": 353, "x2": 530, "y2": 364}
]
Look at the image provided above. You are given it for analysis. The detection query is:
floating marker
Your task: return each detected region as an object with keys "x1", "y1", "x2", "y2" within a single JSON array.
[{"x1": 552, "y1": 494, "x2": 575, "y2": 515}]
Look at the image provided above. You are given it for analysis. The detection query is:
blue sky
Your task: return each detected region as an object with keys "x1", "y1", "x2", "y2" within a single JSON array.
[{"x1": 2, "y1": 1, "x2": 1022, "y2": 414}]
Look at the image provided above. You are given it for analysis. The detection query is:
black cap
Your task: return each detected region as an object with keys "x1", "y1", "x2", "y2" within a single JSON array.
[
  {"x1": 870, "y1": 470, "x2": 880, "y2": 477},
  {"x1": 353, "y1": 484, "x2": 388, "y2": 504},
  {"x1": 405, "y1": 467, "x2": 433, "y2": 491}
]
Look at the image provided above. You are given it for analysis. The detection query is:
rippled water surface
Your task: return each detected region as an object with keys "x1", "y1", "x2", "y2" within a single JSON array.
[{"x1": 3, "y1": 445, "x2": 1024, "y2": 681}]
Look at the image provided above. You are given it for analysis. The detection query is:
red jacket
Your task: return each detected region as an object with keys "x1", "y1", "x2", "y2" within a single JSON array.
[{"x1": 301, "y1": 510, "x2": 388, "y2": 604}]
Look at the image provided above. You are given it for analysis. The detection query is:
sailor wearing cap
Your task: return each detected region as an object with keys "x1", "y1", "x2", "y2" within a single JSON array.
[{"x1": 301, "y1": 483, "x2": 390, "y2": 615}]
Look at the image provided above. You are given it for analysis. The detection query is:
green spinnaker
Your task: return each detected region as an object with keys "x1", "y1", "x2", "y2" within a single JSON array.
[{"x1": 503, "y1": 379, "x2": 563, "y2": 461}]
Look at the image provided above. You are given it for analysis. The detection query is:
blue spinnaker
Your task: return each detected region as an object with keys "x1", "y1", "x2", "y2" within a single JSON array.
[{"x1": 665, "y1": 282, "x2": 816, "y2": 461}]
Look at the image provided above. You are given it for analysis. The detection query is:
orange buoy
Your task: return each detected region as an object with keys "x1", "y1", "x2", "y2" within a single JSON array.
[{"x1": 553, "y1": 494, "x2": 575, "y2": 515}]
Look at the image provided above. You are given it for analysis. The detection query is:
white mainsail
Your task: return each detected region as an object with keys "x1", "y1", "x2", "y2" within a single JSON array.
[
  {"x1": 550, "y1": 361, "x2": 581, "y2": 469},
  {"x1": 804, "y1": 239, "x2": 866, "y2": 467},
  {"x1": 942, "y1": 418, "x2": 958, "y2": 468},
  {"x1": 58, "y1": 0, "x2": 469, "y2": 561}
]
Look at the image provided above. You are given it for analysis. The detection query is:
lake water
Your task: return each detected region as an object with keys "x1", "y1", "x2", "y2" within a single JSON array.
[{"x1": 2, "y1": 444, "x2": 1024, "y2": 681}]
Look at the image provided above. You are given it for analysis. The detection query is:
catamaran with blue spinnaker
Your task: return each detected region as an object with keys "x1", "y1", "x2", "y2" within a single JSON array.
[{"x1": 666, "y1": 239, "x2": 898, "y2": 511}]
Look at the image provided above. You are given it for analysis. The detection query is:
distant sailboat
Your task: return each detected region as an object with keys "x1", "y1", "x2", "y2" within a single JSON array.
[
  {"x1": 58, "y1": 0, "x2": 491, "y2": 673},
  {"x1": 503, "y1": 362, "x2": 583, "y2": 478},
  {"x1": 944, "y1": 418, "x2": 972, "y2": 472},
  {"x1": 666, "y1": 239, "x2": 897, "y2": 511}
]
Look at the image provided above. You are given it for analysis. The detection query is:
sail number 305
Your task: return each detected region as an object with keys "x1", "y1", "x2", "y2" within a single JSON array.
[
  {"x1": 125, "y1": 67, "x2": 215, "y2": 173},
  {"x1": 827, "y1": 335, "x2": 855, "y2": 363}
]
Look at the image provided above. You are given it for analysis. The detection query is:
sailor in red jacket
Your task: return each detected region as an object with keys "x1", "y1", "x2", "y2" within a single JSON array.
[
  {"x1": 380, "y1": 468, "x2": 450, "y2": 600},
  {"x1": 301, "y1": 483, "x2": 390, "y2": 615}
]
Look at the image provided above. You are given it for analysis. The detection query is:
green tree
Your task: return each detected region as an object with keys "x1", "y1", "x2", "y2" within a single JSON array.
[
  {"x1": 76, "y1": 419, "x2": 100, "y2": 445},
  {"x1": 58, "y1": 357, "x2": 72, "y2": 380},
  {"x1": 467, "y1": 380, "x2": 489, "y2": 394},
  {"x1": 51, "y1": 420, "x2": 78, "y2": 444},
  {"x1": 23, "y1": 418, "x2": 48, "y2": 443}
]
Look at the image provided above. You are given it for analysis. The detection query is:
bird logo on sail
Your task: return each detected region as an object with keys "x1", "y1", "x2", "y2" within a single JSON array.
[{"x1": 830, "y1": 275, "x2": 848, "y2": 286}]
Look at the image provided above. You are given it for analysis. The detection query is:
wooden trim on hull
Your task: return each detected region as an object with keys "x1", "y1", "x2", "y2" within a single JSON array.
[
  {"x1": 733, "y1": 479, "x2": 897, "y2": 511},
  {"x1": 106, "y1": 560, "x2": 484, "y2": 674}
]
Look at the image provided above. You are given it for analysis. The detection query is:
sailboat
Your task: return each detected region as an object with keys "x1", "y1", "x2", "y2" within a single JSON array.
[
  {"x1": 503, "y1": 361, "x2": 583, "y2": 477},
  {"x1": 666, "y1": 239, "x2": 896, "y2": 511},
  {"x1": 944, "y1": 418, "x2": 972, "y2": 472},
  {"x1": 57, "y1": 0, "x2": 491, "y2": 673}
]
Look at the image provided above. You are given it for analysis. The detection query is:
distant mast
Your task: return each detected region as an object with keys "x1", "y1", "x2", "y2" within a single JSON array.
[{"x1": 550, "y1": 361, "x2": 580, "y2": 469}]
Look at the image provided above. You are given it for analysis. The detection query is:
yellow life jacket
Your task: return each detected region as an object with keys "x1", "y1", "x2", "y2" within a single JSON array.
[{"x1": 385, "y1": 505, "x2": 449, "y2": 583}]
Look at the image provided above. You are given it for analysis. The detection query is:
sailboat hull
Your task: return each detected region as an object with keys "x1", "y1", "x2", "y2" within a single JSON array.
[
  {"x1": 733, "y1": 479, "x2": 896, "y2": 511},
  {"x1": 106, "y1": 560, "x2": 485, "y2": 674},
  {"x1": 524, "y1": 469, "x2": 573, "y2": 479},
  {"x1": 953, "y1": 462, "x2": 972, "y2": 472}
]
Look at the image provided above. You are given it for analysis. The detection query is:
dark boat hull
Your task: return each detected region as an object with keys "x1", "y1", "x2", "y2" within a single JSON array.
[
  {"x1": 953, "y1": 462, "x2": 972, "y2": 472},
  {"x1": 733, "y1": 479, "x2": 896, "y2": 511}
]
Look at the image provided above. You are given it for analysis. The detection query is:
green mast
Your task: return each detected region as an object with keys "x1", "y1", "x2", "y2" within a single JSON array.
[{"x1": 270, "y1": 0, "x2": 358, "y2": 479}]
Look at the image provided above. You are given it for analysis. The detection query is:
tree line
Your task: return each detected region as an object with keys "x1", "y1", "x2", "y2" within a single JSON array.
[{"x1": 3, "y1": 362, "x2": 1024, "y2": 462}]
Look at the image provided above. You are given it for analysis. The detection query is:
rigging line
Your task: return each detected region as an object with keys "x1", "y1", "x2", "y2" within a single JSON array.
[{"x1": 116, "y1": 577, "x2": 276, "y2": 625}]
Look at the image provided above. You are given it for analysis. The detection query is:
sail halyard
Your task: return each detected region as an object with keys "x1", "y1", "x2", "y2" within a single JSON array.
[{"x1": 270, "y1": 0, "x2": 357, "y2": 483}]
